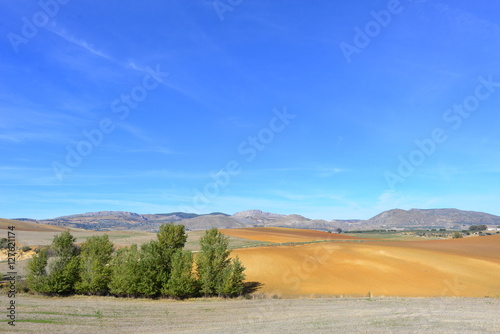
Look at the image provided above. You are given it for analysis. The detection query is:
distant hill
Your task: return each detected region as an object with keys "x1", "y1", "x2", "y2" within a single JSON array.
[
  {"x1": 175, "y1": 215, "x2": 249, "y2": 230},
  {"x1": 6, "y1": 208, "x2": 500, "y2": 232},
  {"x1": 0, "y1": 218, "x2": 75, "y2": 232},
  {"x1": 364, "y1": 208, "x2": 500, "y2": 229}
]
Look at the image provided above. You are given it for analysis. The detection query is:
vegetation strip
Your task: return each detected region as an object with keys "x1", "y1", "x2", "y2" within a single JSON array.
[{"x1": 25, "y1": 224, "x2": 247, "y2": 299}]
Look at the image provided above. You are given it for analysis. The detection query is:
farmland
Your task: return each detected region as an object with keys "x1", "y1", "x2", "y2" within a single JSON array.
[
  {"x1": 2, "y1": 224, "x2": 500, "y2": 332},
  {"x1": 4, "y1": 295, "x2": 500, "y2": 333}
]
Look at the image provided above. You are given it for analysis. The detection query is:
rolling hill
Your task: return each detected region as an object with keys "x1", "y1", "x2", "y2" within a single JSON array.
[
  {"x1": 6, "y1": 208, "x2": 500, "y2": 231},
  {"x1": 230, "y1": 229, "x2": 500, "y2": 297},
  {"x1": 0, "y1": 218, "x2": 74, "y2": 232}
]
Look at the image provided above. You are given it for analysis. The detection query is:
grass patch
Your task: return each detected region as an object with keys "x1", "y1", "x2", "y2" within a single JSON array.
[
  {"x1": 13, "y1": 319, "x2": 60, "y2": 324},
  {"x1": 24, "y1": 311, "x2": 107, "y2": 318},
  {"x1": 185, "y1": 231, "x2": 271, "y2": 251}
]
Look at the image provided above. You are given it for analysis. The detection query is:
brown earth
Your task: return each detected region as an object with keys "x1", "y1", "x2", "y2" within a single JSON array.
[
  {"x1": 228, "y1": 228, "x2": 500, "y2": 298},
  {"x1": 0, "y1": 218, "x2": 73, "y2": 232},
  {"x1": 220, "y1": 227, "x2": 365, "y2": 243}
]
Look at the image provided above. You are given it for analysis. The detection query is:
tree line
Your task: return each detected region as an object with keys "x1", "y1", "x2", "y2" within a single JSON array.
[{"x1": 26, "y1": 225, "x2": 245, "y2": 299}]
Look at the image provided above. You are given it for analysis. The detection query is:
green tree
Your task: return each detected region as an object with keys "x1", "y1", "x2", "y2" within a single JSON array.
[
  {"x1": 196, "y1": 228, "x2": 232, "y2": 297},
  {"x1": 75, "y1": 235, "x2": 114, "y2": 295},
  {"x1": 157, "y1": 224, "x2": 187, "y2": 267},
  {"x1": 157, "y1": 223, "x2": 187, "y2": 251},
  {"x1": 163, "y1": 250, "x2": 198, "y2": 299},
  {"x1": 153, "y1": 224, "x2": 188, "y2": 289},
  {"x1": 108, "y1": 244, "x2": 140, "y2": 297},
  {"x1": 452, "y1": 232, "x2": 463, "y2": 239},
  {"x1": 46, "y1": 231, "x2": 80, "y2": 295},
  {"x1": 26, "y1": 247, "x2": 49, "y2": 293},
  {"x1": 137, "y1": 240, "x2": 164, "y2": 297},
  {"x1": 219, "y1": 256, "x2": 246, "y2": 297}
]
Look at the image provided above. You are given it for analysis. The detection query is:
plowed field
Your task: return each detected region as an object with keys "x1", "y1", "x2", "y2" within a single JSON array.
[{"x1": 224, "y1": 228, "x2": 500, "y2": 298}]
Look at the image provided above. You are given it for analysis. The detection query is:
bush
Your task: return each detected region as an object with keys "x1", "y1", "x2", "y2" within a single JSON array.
[
  {"x1": 26, "y1": 231, "x2": 79, "y2": 295},
  {"x1": 22, "y1": 246, "x2": 32, "y2": 252},
  {"x1": 452, "y1": 232, "x2": 463, "y2": 239},
  {"x1": 469, "y1": 225, "x2": 487, "y2": 231},
  {"x1": 0, "y1": 238, "x2": 8, "y2": 249},
  {"x1": 17, "y1": 279, "x2": 30, "y2": 293}
]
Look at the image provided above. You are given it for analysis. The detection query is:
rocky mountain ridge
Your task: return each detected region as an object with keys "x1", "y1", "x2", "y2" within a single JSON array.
[{"x1": 11, "y1": 208, "x2": 500, "y2": 232}]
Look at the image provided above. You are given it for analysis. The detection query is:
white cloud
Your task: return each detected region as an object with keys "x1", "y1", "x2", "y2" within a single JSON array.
[
  {"x1": 47, "y1": 24, "x2": 113, "y2": 61},
  {"x1": 115, "y1": 123, "x2": 177, "y2": 156}
]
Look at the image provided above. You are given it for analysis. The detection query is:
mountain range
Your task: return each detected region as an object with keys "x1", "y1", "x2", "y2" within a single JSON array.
[{"x1": 11, "y1": 208, "x2": 500, "y2": 232}]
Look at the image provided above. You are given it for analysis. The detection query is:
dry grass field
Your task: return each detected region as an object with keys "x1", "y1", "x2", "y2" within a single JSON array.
[
  {"x1": 3, "y1": 295, "x2": 500, "y2": 333},
  {"x1": 2, "y1": 219, "x2": 267, "y2": 252},
  {"x1": 0, "y1": 219, "x2": 70, "y2": 232},
  {"x1": 220, "y1": 227, "x2": 366, "y2": 243}
]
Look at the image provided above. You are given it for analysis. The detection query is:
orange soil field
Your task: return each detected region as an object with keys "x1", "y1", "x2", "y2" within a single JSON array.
[
  {"x1": 228, "y1": 228, "x2": 500, "y2": 298},
  {"x1": 220, "y1": 227, "x2": 365, "y2": 243}
]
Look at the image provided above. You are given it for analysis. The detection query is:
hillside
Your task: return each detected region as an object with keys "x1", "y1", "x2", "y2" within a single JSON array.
[
  {"x1": 173, "y1": 214, "x2": 249, "y2": 230},
  {"x1": 18, "y1": 211, "x2": 232, "y2": 231},
  {"x1": 0, "y1": 218, "x2": 74, "y2": 232},
  {"x1": 6, "y1": 208, "x2": 500, "y2": 231},
  {"x1": 364, "y1": 208, "x2": 500, "y2": 229}
]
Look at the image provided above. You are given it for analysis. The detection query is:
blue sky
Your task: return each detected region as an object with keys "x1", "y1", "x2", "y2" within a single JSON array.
[{"x1": 1, "y1": 0, "x2": 500, "y2": 220}]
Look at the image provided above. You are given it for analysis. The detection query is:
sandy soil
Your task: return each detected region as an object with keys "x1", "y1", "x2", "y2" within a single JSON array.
[{"x1": 231, "y1": 230, "x2": 500, "y2": 298}]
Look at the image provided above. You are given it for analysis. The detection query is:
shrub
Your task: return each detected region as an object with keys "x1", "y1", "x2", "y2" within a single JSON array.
[
  {"x1": 0, "y1": 238, "x2": 8, "y2": 249},
  {"x1": 469, "y1": 225, "x2": 487, "y2": 231},
  {"x1": 26, "y1": 231, "x2": 79, "y2": 295}
]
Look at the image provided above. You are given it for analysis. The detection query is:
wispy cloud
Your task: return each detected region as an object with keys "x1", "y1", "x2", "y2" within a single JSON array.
[
  {"x1": 0, "y1": 132, "x2": 62, "y2": 144},
  {"x1": 431, "y1": 2, "x2": 500, "y2": 38},
  {"x1": 247, "y1": 166, "x2": 347, "y2": 178},
  {"x1": 0, "y1": 103, "x2": 88, "y2": 144},
  {"x1": 47, "y1": 24, "x2": 113, "y2": 61},
  {"x1": 375, "y1": 190, "x2": 441, "y2": 213},
  {"x1": 0, "y1": 166, "x2": 59, "y2": 186},
  {"x1": 116, "y1": 123, "x2": 177, "y2": 156}
]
